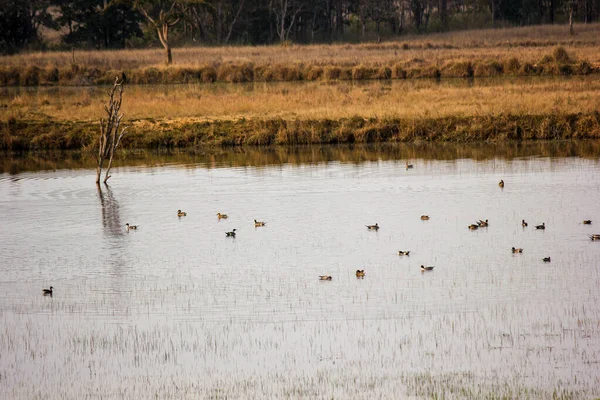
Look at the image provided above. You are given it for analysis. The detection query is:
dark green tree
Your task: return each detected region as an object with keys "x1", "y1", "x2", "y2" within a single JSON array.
[
  {"x1": 56, "y1": 0, "x2": 142, "y2": 49},
  {"x1": 0, "y1": 0, "x2": 54, "y2": 54}
]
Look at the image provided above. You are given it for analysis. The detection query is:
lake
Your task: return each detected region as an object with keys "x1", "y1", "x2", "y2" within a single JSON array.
[{"x1": 1, "y1": 143, "x2": 599, "y2": 398}]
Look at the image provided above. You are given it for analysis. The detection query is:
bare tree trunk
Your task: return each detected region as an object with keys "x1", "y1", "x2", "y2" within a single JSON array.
[
  {"x1": 440, "y1": 0, "x2": 448, "y2": 30},
  {"x1": 137, "y1": 4, "x2": 183, "y2": 65},
  {"x1": 157, "y1": 23, "x2": 173, "y2": 65},
  {"x1": 336, "y1": 0, "x2": 343, "y2": 39},
  {"x1": 224, "y1": 0, "x2": 246, "y2": 44},
  {"x1": 569, "y1": 5, "x2": 575, "y2": 34},
  {"x1": 97, "y1": 77, "x2": 127, "y2": 185},
  {"x1": 216, "y1": 0, "x2": 223, "y2": 43}
]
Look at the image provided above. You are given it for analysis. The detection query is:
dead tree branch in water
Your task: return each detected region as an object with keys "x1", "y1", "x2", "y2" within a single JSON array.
[{"x1": 96, "y1": 76, "x2": 126, "y2": 185}]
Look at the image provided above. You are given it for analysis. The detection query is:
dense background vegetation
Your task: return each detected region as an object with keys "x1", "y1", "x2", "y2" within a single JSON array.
[{"x1": 1, "y1": 0, "x2": 598, "y2": 54}]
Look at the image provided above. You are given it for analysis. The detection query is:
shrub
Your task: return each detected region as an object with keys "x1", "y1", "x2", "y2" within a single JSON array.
[
  {"x1": 21, "y1": 66, "x2": 40, "y2": 86},
  {"x1": 305, "y1": 66, "x2": 323, "y2": 81},
  {"x1": 0, "y1": 67, "x2": 20, "y2": 86},
  {"x1": 473, "y1": 60, "x2": 503, "y2": 77},
  {"x1": 322, "y1": 66, "x2": 341, "y2": 80},
  {"x1": 441, "y1": 61, "x2": 473, "y2": 78},
  {"x1": 217, "y1": 63, "x2": 254, "y2": 83},
  {"x1": 339, "y1": 67, "x2": 353, "y2": 80},
  {"x1": 352, "y1": 65, "x2": 369, "y2": 80},
  {"x1": 575, "y1": 61, "x2": 593, "y2": 75},
  {"x1": 503, "y1": 57, "x2": 521, "y2": 75},
  {"x1": 200, "y1": 66, "x2": 217, "y2": 82},
  {"x1": 41, "y1": 67, "x2": 60, "y2": 84},
  {"x1": 375, "y1": 67, "x2": 392, "y2": 79},
  {"x1": 391, "y1": 64, "x2": 406, "y2": 79},
  {"x1": 552, "y1": 46, "x2": 572, "y2": 63},
  {"x1": 519, "y1": 62, "x2": 536, "y2": 75}
]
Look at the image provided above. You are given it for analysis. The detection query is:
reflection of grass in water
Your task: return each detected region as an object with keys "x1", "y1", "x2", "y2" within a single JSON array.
[
  {"x1": 2, "y1": 304, "x2": 597, "y2": 398},
  {"x1": 3, "y1": 140, "x2": 600, "y2": 174}
]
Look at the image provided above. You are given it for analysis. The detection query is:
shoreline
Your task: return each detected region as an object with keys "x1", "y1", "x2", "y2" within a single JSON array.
[
  {"x1": 2, "y1": 113, "x2": 600, "y2": 151},
  {"x1": 1, "y1": 58, "x2": 598, "y2": 87}
]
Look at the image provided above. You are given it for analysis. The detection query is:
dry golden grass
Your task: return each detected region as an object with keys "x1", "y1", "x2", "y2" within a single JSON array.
[
  {"x1": 2, "y1": 76, "x2": 599, "y2": 123},
  {"x1": 0, "y1": 23, "x2": 599, "y2": 83}
]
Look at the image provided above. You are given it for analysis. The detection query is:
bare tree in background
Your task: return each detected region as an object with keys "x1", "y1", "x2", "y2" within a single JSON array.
[
  {"x1": 136, "y1": 0, "x2": 188, "y2": 65},
  {"x1": 96, "y1": 77, "x2": 126, "y2": 185}
]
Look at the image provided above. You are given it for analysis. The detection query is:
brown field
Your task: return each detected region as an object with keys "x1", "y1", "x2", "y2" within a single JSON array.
[
  {"x1": 2, "y1": 23, "x2": 600, "y2": 149},
  {"x1": 2, "y1": 77, "x2": 599, "y2": 123},
  {"x1": 1, "y1": 23, "x2": 600, "y2": 86}
]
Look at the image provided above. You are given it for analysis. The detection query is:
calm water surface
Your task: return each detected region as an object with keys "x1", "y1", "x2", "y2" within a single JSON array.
[{"x1": 1, "y1": 144, "x2": 600, "y2": 399}]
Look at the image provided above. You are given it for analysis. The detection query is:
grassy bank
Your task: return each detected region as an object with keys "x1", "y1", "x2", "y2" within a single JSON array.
[
  {"x1": 3, "y1": 113, "x2": 600, "y2": 151},
  {"x1": 2, "y1": 73, "x2": 600, "y2": 150},
  {"x1": 4, "y1": 141, "x2": 600, "y2": 175},
  {"x1": 3, "y1": 76, "x2": 599, "y2": 122},
  {"x1": 2, "y1": 23, "x2": 600, "y2": 86}
]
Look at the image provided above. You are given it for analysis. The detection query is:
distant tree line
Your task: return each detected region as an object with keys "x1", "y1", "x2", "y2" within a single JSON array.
[{"x1": 1, "y1": 0, "x2": 599, "y2": 54}]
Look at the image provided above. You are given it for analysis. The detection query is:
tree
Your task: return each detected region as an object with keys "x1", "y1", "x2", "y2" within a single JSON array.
[
  {"x1": 0, "y1": 0, "x2": 54, "y2": 54},
  {"x1": 56, "y1": 0, "x2": 142, "y2": 48},
  {"x1": 272, "y1": 0, "x2": 304, "y2": 42},
  {"x1": 97, "y1": 76, "x2": 127, "y2": 185},
  {"x1": 135, "y1": 0, "x2": 189, "y2": 64},
  {"x1": 187, "y1": 0, "x2": 246, "y2": 44},
  {"x1": 439, "y1": 0, "x2": 447, "y2": 29}
]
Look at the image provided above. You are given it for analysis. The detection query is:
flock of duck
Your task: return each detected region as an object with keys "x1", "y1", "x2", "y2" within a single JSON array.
[
  {"x1": 318, "y1": 178, "x2": 598, "y2": 281},
  {"x1": 41, "y1": 178, "x2": 600, "y2": 295}
]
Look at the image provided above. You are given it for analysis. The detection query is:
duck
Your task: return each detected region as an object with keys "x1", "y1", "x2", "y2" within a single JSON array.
[
  {"x1": 499, "y1": 179, "x2": 504, "y2": 188},
  {"x1": 217, "y1": 213, "x2": 228, "y2": 219},
  {"x1": 366, "y1": 223, "x2": 379, "y2": 230},
  {"x1": 177, "y1": 210, "x2": 187, "y2": 217},
  {"x1": 398, "y1": 251, "x2": 411, "y2": 256},
  {"x1": 583, "y1": 220, "x2": 592, "y2": 225},
  {"x1": 356, "y1": 270, "x2": 365, "y2": 278},
  {"x1": 535, "y1": 222, "x2": 546, "y2": 230},
  {"x1": 421, "y1": 215, "x2": 430, "y2": 220},
  {"x1": 319, "y1": 275, "x2": 332, "y2": 281},
  {"x1": 522, "y1": 219, "x2": 528, "y2": 227},
  {"x1": 542, "y1": 257, "x2": 551, "y2": 262},
  {"x1": 511, "y1": 247, "x2": 523, "y2": 253},
  {"x1": 225, "y1": 229, "x2": 236, "y2": 237},
  {"x1": 477, "y1": 219, "x2": 489, "y2": 227},
  {"x1": 42, "y1": 286, "x2": 53, "y2": 295},
  {"x1": 468, "y1": 224, "x2": 479, "y2": 230},
  {"x1": 254, "y1": 219, "x2": 266, "y2": 227},
  {"x1": 406, "y1": 162, "x2": 414, "y2": 169},
  {"x1": 589, "y1": 234, "x2": 600, "y2": 241},
  {"x1": 421, "y1": 265, "x2": 434, "y2": 271},
  {"x1": 125, "y1": 223, "x2": 138, "y2": 230}
]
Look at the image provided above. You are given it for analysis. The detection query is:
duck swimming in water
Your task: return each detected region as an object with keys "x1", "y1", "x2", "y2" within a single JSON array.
[{"x1": 366, "y1": 223, "x2": 379, "y2": 230}]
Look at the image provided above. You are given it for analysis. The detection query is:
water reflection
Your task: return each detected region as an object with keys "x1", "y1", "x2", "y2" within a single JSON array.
[
  {"x1": 1, "y1": 145, "x2": 600, "y2": 398},
  {"x1": 97, "y1": 184, "x2": 123, "y2": 237},
  {"x1": 2, "y1": 141, "x2": 600, "y2": 174}
]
